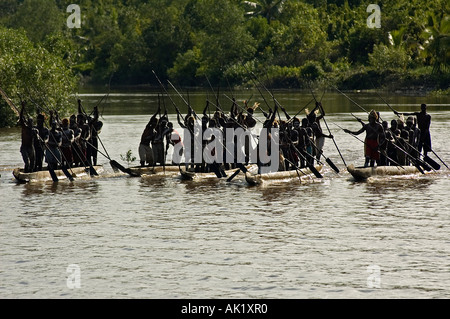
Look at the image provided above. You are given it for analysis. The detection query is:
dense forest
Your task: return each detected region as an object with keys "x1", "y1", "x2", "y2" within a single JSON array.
[{"x1": 0, "y1": 0, "x2": 449, "y2": 127}]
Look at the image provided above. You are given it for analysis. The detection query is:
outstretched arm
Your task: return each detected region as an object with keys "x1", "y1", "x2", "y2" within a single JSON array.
[
  {"x1": 394, "y1": 110, "x2": 418, "y2": 117},
  {"x1": 264, "y1": 104, "x2": 278, "y2": 128},
  {"x1": 149, "y1": 105, "x2": 161, "y2": 124},
  {"x1": 344, "y1": 126, "x2": 365, "y2": 136}
]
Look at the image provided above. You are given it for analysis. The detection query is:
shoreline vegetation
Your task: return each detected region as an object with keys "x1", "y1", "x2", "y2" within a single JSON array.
[{"x1": 1, "y1": 0, "x2": 449, "y2": 127}]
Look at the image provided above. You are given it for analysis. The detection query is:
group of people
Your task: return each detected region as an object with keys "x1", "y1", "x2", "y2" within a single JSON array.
[
  {"x1": 138, "y1": 97, "x2": 335, "y2": 174},
  {"x1": 21, "y1": 95, "x2": 433, "y2": 175},
  {"x1": 276, "y1": 101, "x2": 334, "y2": 171},
  {"x1": 344, "y1": 104, "x2": 432, "y2": 168},
  {"x1": 19, "y1": 99, "x2": 103, "y2": 172},
  {"x1": 138, "y1": 105, "x2": 183, "y2": 168}
]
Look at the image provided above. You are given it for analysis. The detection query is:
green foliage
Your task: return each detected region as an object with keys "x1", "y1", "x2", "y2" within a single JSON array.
[
  {"x1": 7, "y1": 0, "x2": 65, "y2": 43},
  {"x1": 300, "y1": 61, "x2": 325, "y2": 81},
  {"x1": 120, "y1": 150, "x2": 136, "y2": 167},
  {"x1": 242, "y1": 0, "x2": 287, "y2": 24},
  {"x1": 368, "y1": 44, "x2": 411, "y2": 71},
  {"x1": 0, "y1": 0, "x2": 448, "y2": 119},
  {"x1": 0, "y1": 27, "x2": 77, "y2": 127},
  {"x1": 421, "y1": 12, "x2": 450, "y2": 74}
]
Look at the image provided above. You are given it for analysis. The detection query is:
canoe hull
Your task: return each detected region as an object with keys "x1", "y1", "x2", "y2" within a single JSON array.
[
  {"x1": 13, "y1": 166, "x2": 104, "y2": 183},
  {"x1": 347, "y1": 164, "x2": 420, "y2": 181},
  {"x1": 245, "y1": 166, "x2": 323, "y2": 186},
  {"x1": 179, "y1": 165, "x2": 253, "y2": 181},
  {"x1": 128, "y1": 165, "x2": 180, "y2": 177}
]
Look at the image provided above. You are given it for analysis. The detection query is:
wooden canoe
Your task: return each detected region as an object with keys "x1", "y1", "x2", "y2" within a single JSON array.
[
  {"x1": 13, "y1": 166, "x2": 104, "y2": 183},
  {"x1": 347, "y1": 164, "x2": 422, "y2": 181},
  {"x1": 245, "y1": 165, "x2": 323, "y2": 186},
  {"x1": 127, "y1": 164, "x2": 181, "y2": 177},
  {"x1": 179, "y1": 165, "x2": 254, "y2": 181}
]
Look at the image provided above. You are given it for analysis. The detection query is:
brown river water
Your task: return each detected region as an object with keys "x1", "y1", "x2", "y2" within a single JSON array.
[{"x1": 0, "y1": 89, "x2": 449, "y2": 298}]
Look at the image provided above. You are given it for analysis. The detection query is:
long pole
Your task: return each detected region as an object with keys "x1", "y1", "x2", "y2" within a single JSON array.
[
  {"x1": 372, "y1": 86, "x2": 448, "y2": 170},
  {"x1": 333, "y1": 122, "x2": 407, "y2": 170},
  {"x1": 309, "y1": 85, "x2": 347, "y2": 167}
]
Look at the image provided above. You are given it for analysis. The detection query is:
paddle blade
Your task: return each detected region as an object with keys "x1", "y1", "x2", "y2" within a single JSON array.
[
  {"x1": 226, "y1": 169, "x2": 241, "y2": 182},
  {"x1": 90, "y1": 166, "x2": 99, "y2": 176},
  {"x1": 236, "y1": 163, "x2": 248, "y2": 173},
  {"x1": 419, "y1": 160, "x2": 432, "y2": 172},
  {"x1": 212, "y1": 168, "x2": 222, "y2": 178},
  {"x1": 326, "y1": 157, "x2": 340, "y2": 174},
  {"x1": 309, "y1": 165, "x2": 323, "y2": 178},
  {"x1": 49, "y1": 169, "x2": 58, "y2": 182},
  {"x1": 61, "y1": 167, "x2": 74, "y2": 181},
  {"x1": 110, "y1": 160, "x2": 140, "y2": 177},
  {"x1": 414, "y1": 162, "x2": 425, "y2": 174},
  {"x1": 424, "y1": 156, "x2": 440, "y2": 171},
  {"x1": 110, "y1": 162, "x2": 119, "y2": 172}
]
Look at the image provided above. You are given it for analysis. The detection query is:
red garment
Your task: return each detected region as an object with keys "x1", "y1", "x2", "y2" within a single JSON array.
[{"x1": 365, "y1": 138, "x2": 380, "y2": 161}]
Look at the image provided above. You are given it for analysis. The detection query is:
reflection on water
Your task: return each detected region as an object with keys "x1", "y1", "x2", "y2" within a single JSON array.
[
  {"x1": 362, "y1": 175, "x2": 436, "y2": 193},
  {"x1": 76, "y1": 89, "x2": 450, "y2": 116},
  {"x1": 20, "y1": 179, "x2": 100, "y2": 197}
]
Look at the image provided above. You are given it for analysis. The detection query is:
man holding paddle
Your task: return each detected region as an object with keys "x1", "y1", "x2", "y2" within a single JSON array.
[
  {"x1": 395, "y1": 104, "x2": 432, "y2": 157},
  {"x1": 19, "y1": 102, "x2": 38, "y2": 173},
  {"x1": 344, "y1": 110, "x2": 385, "y2": 168}
]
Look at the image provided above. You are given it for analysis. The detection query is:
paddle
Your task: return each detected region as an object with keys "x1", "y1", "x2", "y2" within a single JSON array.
[
  {"x1": 81, "y1": 97, "x2": 152, "y2": 177},
  {"x1": 167, "y1": 80, "x2": 245, "y2": 179},
  {"x1": 334, "y1": 122, "x2": 408, "y2": 170},
  {"x1": 245, "y1": 74, "x2": 324, "y2": 178},
  {"x1": 334, "y1": 86, "x2": 438, "y2": 172},
  {"x1": 308, "y1": 85, "x2": 346, "y2": 168},
  {"x1": 222, "y1": 92, "x2": 322, "y2": 179},
  {"x1": 428, "y1": 151, "x2": 448, "y2": 170},
  {"x1": 81, "y1": 139, "x2": 140, "y2": 177},
  {"x1": 368, "y1": 87, "x2": 442, "y2": 171},
  {"x1": 25, "y1": 85, "x2": 94, "y2": 178},
  {"x1": 0, "y1": 86, "x2": 61, "y2": 182},
  {"x1": 35, "y1": 134, "x2": 62, "y2": 182}
]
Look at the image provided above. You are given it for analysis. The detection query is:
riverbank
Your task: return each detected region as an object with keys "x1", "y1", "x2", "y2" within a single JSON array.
[{"x1": 80, "y1": 66, "x2": 449, "y2": 97}]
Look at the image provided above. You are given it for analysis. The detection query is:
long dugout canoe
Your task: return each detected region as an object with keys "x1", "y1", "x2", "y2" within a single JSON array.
[
  {"x1": 13, "y1": 166, "x2": 104, "y2": 183},
  {"x1": 127, "y1": 164, "x2": 181, "y2": 177},
  {"x1": 346, "y1": 164, "x2": 422, "y2": 181},
  {"x1": 179, "y1": 165, "x2": 255, "y2": 181},
  {"x1": 245, "y1": 165, "x2": 323, "y2": 186}
]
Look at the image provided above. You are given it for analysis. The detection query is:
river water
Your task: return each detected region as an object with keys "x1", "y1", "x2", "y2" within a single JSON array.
[{"x1": 0, "y1": 89, "x2": 449, "y2": 299}]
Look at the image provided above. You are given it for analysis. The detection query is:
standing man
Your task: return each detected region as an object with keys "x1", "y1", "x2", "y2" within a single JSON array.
[
  {"x1": 395, "y1": 104, "x2": 431, "y2": 157},
  {"x1": 60, "y1": 118, "x2": 75, "y2": 168},
  {"x1": 19, "y1": 102, "x2": 37, "y2": 172},
  {"x1": 139, "y1": 108, "x2": 159, "y2": 167},
  {"x1": 88, "y1": 106, "x2": 103, "y2": 166},
  {"x1": 34, "y1": 113, "x2": 49, "y2": 171},
  {"x1": 307, "y1": 102, "x2": 333, "y2": 163},
  {"x1": 344, "y1": 110, "x2": 385, "y2": 168},
  {"x1": 46, "y1": 119, "x2": 62, "y2": 171}
]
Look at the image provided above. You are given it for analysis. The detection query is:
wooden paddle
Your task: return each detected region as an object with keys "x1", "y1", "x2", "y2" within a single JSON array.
[
  {"x1": 1, "y1": 88, "x2": 67, "y2": 182},
  {"x1": 308, "y1": 84, "x2": 346, "y2": 168},
  {"x1": 26, "y1": 86, "x2": 95, "y2": 177},
  {"x1": 369, "y1": 88, "x2": 442, "y2": 171},
  {"x1": 334, "y1": 122, "x2": 409, "y2": 171}
]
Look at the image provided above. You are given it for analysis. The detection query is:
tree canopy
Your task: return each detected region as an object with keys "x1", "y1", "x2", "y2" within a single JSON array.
[{"x1": 0, "y1": 0, "x2": 448, "y2": 126}]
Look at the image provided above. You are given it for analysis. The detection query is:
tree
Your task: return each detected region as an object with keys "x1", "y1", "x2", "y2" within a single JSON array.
[
  {"x1": 242, "y1": 0, "x2": 286, "y2": 24},
  {"x1": 8, "y1": 0, "x2": 64, "y2": 43},
  {"x1": 0, "y1": 27, "x2": 77, "y2": 128},
  {"x1": 421, "y1": 12, "x2": 450, "y2": 74},
  {"x1": 169, "y1": 0, "x2": 256, "y2": 85}
]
